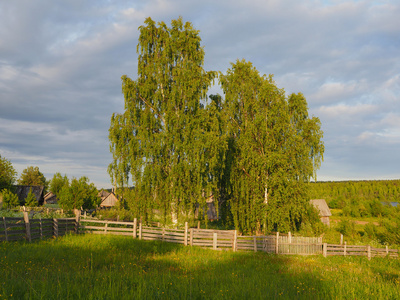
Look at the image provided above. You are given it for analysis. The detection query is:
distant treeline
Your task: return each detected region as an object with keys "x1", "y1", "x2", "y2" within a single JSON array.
[{"x1": 309, "y1": 180, "x2": 400, "y2": 217}]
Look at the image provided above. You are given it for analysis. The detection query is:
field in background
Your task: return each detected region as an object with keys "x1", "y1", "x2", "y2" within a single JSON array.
[{"x1": 1, "y1": 234, "x2": 399, "y2": 299}]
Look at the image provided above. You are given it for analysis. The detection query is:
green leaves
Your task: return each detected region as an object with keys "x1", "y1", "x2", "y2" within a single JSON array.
[
  {"x1": 25, "y1": 188, "x2": 38, "y2": 207},
  {"x1": 220, "y1": 60, "x2": 324, "y2": 234},
  {"x1": 109, "y1": 18, "x2": 324, "y2": 232},
  {"x1": 58, "y1": 176, "x2": 99, "y2": 210},
  {"x1": 1, "y1": 188, "x2": 20, "y2": 208},
  {"x1": 109, "y1": 17, "x2": 219, "y2": 224},
  {"x1": 0, "y1": 154, "x2": 17, "y2": 190},
  {"x1": 18, "y1": 166, "x2": 47, "y2": 189}
]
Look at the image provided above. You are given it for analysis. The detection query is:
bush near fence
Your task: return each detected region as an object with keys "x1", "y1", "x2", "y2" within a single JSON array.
[{"x1": 2, "y1": 212, "x2": 399, "y2": 259}]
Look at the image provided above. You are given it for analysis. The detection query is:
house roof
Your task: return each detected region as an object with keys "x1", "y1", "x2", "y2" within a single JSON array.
[
  {"x1": 15, "y1": 185, "x2": 45, "y2": 205},
  {"x1": 44, "y1": 191, "x2": 59, "y2": 204},
  {"x1": 100, "y1": 192, "x2": 119, "y2": 207},
  {"x1": 98, "y1": 190, "x2": 111, "y2": 199},
  {"x1": 310, "y1": 199, "x2": 332, "y2": 217}
]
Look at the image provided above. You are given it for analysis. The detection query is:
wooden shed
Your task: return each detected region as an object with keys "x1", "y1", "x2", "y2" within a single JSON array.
[
  {"x1": 15, "y1": 185, "x2": 45, "y2": 206},
  {"x1": 310, "y1": 199, "x2": 332, "y2": 226},
  {"x1": 100, "y1": 192, "x2": 119, "y2": 208},
  {"x1": 44, "y1": 192, "x2": 59, "y2": 204}
]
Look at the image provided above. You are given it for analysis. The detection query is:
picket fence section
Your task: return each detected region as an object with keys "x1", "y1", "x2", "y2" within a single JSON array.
[
  {"x1": 237, "y1": 234, "x2": 323, "y2": 255},
  {"x1": 1, "y1": 213, "x2": 398, "y2": 259}
]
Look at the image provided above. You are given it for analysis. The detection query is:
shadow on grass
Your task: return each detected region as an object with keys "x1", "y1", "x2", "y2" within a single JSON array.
[{"x1": 1, "y1": 234, "x2": 399, "y2": 299}]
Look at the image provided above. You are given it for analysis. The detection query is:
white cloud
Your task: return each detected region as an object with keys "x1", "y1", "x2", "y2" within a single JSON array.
[{"x1": 1, "y1": 0, "x2": 400, "y2": 186}]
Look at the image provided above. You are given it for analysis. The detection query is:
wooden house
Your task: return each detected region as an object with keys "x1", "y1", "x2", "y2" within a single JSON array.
[
  {"x1": 310, "y1": 199, "x2": 332, "y2": 226},
  {"x1": 15, "y1": 185, "x2": 45, "y2": 206},
  {"x1": 43, "y1": 192, "x2": 59, "y2": 205},
  {"x1": 99, "y1": 191, "x2": 119, "y2": 208}
]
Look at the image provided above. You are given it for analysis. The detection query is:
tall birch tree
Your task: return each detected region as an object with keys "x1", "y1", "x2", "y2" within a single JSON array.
[
  {"x1": 108, "y1": 18, "x2": 220, "y2": 223},
  {"x1": 220, "y1": 60, "x2": 324, "y2": 234}
]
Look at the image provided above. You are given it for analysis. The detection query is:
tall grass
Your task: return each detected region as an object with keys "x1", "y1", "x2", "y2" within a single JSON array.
[{"x1": 1, "y1": 234, "x2": 399, "y2": 299}]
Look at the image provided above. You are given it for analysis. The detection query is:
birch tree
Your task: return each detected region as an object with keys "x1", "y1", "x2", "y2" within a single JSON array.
[
  {"x1": 108, "y1": 18, "x2": 220, "y2": 223},
  {"x1": 220, "y1": 60, "x2": 324, "y2": 233}
]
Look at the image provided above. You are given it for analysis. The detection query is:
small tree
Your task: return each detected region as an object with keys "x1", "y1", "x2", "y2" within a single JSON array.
[
  {"x1": 58, "y1": 176, "x2": 100, "y2": 210},
  {"x1": 25, "y1": 188, "x2": 38, "y2": 207},
  {"x1": 1, "y1": 189, "x2": 20, "y2": 208},
  {"x1": 18, "y1": 166, "x2": 47, "y2": 191},
  {"x1": 0, "y1": 155, "x2": 17, "y2": 191},
  {"x1": 49, "y1": 172, "x2": 69, "y2": 195}
]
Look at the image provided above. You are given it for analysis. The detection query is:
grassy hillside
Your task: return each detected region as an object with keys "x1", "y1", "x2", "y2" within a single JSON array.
[{"x1": 1, "y1": 234, "x2": 399, "y2": 299}]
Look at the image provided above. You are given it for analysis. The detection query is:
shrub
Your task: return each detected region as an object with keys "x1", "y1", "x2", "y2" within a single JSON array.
[
  {"x1": 1, "y1": 189, "x2": 20, "y2": 208},
  {"x1": 25, "y1": 188, "x2": 38, "y2": 207},
  {"x1": 337, "y1": 219, "x2": 359, "y2": 239}
]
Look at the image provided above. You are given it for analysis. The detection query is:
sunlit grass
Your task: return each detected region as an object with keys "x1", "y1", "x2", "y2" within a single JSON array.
[{"x1": 1, "y1": 234, "x2": 399, "y2": 299}]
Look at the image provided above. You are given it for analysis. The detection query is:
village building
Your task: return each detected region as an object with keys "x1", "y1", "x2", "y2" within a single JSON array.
[
  {"x1": 98, "y1": 190, "x2": 119, "y2": 208},
  {"x1": 43, "y1": 192, "x2": 59, "y2": 205},
  {"x1": 310, "y1": 199, "x2": 332, "y2": 226},
  {"x1": 15, "y1": 185, "x2": 45, "y2": 206}
]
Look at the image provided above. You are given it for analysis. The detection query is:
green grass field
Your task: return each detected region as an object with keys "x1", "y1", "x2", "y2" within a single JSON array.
[{"x1": 1, "y1": 234, "x2": 399, "y2": 299}]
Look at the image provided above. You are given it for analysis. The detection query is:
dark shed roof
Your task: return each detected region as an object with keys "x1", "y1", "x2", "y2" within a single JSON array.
[{"x1": 15, "y1": 185, "x2": 45, "y2": 206}]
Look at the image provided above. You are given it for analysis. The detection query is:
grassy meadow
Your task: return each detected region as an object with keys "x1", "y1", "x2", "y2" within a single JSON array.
[{"x1": 1, "y1": 234, "x2": 399, "y2": 299}]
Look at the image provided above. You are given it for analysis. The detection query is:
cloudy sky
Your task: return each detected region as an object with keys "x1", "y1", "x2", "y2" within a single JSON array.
[{"x1": 1, "y1": 0, "x2": 399, "y2": 188}]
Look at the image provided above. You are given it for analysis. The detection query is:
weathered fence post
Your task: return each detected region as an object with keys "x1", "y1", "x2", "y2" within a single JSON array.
[
  {"x1": 39, "y1": 217, "x2": 43, "y2": 240},
  {"x1": 23, "y1": 211, "x2": 31, "y2": 242},
  {"x1": 340, "y1": 234, "x2": 343, "y2": 245},
  {"x1": 197, "y1": 221, "x2": 201, "y2": 229},
  {"x1": 344, "y1": 242, "x2": 347, "y2": 256},
  {"x1": 275, "y1": 232, "x2": 279, "y2": 254},
  {"x1": 190, "y1": 228, "x2": 193, "y2": 246},
  {"x1": 233, "y1": 230, "x2": 237, "y2": 252},
  {"x1": 139, "y1": 221, "x2": 142, "y2": 240},
  {"x1": 288, "y1": 231, "x2": 292, "y2": 254},
  {"x1": 323, "y1": 243, "x2": 327, "y2": 257},
  {"x1": 133, "y1": 218, "x2": 137, "y2": 238},
  {"x1": 74, "y1": 209, "x2": 81, "y2": 234},
  {"x1": 184, "y1": 222, "x2": 188, "y2": 246},
  {"x1": 386, "y1": 245, "x2": 389, "y2": 256},
  {"x1": 3, "y1": 217, "x2": 8, "y2": 241},
  {"x1": 213, "y1": 232, "x2": 217, "y2": 250},
  {"x1": 367, "y1": 245, "x2": 371, "y2": 260},
  {"x1": 253, "y1": 236, "x2": 257, "y2": 252},
  {"x1": 162, "y1": 228, "x2": 165, "y2": 241},
  {"x1": 105, "y1": 222, "x2": 108, "y2": 234},
  {"x1": 53, "y1": 218, "x2": 59, "y2": 238}
]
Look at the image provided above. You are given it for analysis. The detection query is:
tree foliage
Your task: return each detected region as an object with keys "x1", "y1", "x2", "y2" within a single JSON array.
[
  {"x1": 49, "y1": 172, "x2": 69, "y2": 195},
  {"x1": 58, "y1": 176, "x2": 100, "y2": 210},
  {"x1": 109, "y1": 17, "x2": 221, "y2": 223},
  {"x1": 25, "y1": 188, "x2": 38, "y2": 207},
  {"x1": 109, "y1": 18, "x2": 324, "y2": 232},
  {"x1": 18, "y1": 166, "x2": 47, "y2": 189},
  {"x1": 0, "y1": 155, "x2": 17, "y2": 190},
  {"x1": 309, "y1": 180, "x2": 400, "y2": 218},
  {"x1": 1, "y1": 189, "x2": 20, "y2": 208},
  {"x1": 220, "y1": 60, "x2": 324, "y2": 233}
]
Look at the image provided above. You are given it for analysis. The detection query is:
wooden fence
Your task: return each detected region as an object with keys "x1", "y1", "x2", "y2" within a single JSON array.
[
  {"x1": 79, "y1": 219, "x2": 321, "y2": 254},
  {"x1": 1, "y1": 213, "x2": 398, "y2": 259},
  {"x1": 1, "y1": 213, "x2": 77, "y2": 242},
  {"x1": 323, "y1": 243, "x2": 399, "y2": 259},
  {"x1": 237, "y1": 232, "x2": 323, "y2": 255}
]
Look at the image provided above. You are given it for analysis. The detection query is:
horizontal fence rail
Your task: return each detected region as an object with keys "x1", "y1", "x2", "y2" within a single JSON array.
[
  {"x1": 1, "y1": 212, "x2": 398, "y2": 259},
  {"x1": 1, "y1": 213, "x2": 77, "y2": 242},
  {"x1": 323, "y1": 243, "x2": 399, "y2": 259},
  {"x1": 237, "y1": 233, "x2": 323, "y2": 255}
]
